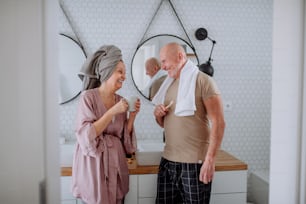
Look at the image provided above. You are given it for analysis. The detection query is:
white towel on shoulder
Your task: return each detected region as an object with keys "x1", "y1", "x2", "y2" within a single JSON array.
[
  {"x1": 151, "y1": 76, "x2": 174, "y2": 105},
  {"x1": 152, "y1": 60, "x2": 199, "y2": 116}
]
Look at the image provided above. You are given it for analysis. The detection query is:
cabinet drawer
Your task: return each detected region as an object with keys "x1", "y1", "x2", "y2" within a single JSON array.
[
  {"x1": 61, "y1": 200, "x2": 77, "y2": 204},
  {"x1": 138, "y1": 197, "x2": 156, "y2": 204},
  {"x1": 125, "y1": 175, "x2": 138, "y2": 204},
  {"x1": 211, "y1": 193, "x2": 247, "y2": 204},
  {"x1": 61, "y1": 177, "x2": 75, "y2": 200},
  {"x1": 138, "y1": 174, "x2": 158, "y2": 198},
  {"x1": 212, "y1": 170, "x2": 247, "y2": 194}
]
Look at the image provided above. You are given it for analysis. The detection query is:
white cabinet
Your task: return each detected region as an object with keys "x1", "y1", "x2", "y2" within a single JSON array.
[
  {"x1": 211, "y1": 193, "x2": 247, "y2": 204},
  {"x1": 125, "y1": 175, "x2": 138, "y2": 204},
  {"x1": 138, "y1": 198, "x2": 156, "y2": 204},
  {"x1": 211, "y1": 170, "x2": 247, "y2": 204},
  {"x1": 125, "y1": 170, "x2": 247, "y2": 204},
  {"x1": 60, "y1": 177, "x2": 84, "y2": 204},
  {"x1": 125, "y1": 174, "x2": 158, "y2": 204},
  {"x1": 61, "y1": 201, "x2": 77, "y2": 204},
  {"x1": 61, "y1": 177, "x2": 76, "y2": 204},
  {"x1": 62, "y1": 170, "x2": 247, "y2": 204},
  {"x1": 138, "y1": 174, "x2": 158, "y2": 198}
]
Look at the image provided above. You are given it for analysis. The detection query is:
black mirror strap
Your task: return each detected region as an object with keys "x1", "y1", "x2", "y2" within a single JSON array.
[{"x1": 137, "y1": 0, "x2": 195, "y2": 51}]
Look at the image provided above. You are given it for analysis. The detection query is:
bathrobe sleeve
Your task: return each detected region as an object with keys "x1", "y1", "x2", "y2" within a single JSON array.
[
  {"x1": 122, "y1": 122, "x2": 137, "y2": 154},
  {"x1": 75, "y1": 91, "x2": 104, "y2": 157}
]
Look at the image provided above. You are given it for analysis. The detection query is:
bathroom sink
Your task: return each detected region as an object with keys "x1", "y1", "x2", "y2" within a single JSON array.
[
  {"x1": 136, "y1": 141, "x2": 164, "y2": 166},
  {"x1": 60, "y1": 141, "x2": 75, "y2": 167}
]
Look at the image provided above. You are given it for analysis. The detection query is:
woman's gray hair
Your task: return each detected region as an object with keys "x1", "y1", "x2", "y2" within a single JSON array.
[{"x1": 78, "y1": 45, "x2": 122, "y2": 90}]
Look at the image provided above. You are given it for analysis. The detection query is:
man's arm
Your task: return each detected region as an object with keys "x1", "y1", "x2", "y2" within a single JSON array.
[{"x1": 199, "y1": 95, "x2": 226, "y2": 184}]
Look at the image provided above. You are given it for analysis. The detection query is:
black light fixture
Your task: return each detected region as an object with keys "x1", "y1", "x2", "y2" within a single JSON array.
[{"x1": 195, "y1": 28, "x2": 216, "y2": 77}]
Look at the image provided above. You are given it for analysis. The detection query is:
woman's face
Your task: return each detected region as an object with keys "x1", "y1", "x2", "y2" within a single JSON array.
[{"x1": 107, "y1": 61, "x2": 126, "y2": 90}]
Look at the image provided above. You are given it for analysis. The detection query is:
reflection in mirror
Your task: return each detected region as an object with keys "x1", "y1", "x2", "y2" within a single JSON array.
[
  {"x1": 58, "y1": 34, "x2": 86, "y2": 104},
  {"x1": 131, "y1": 34, "x2": 199, "y2": 101}
]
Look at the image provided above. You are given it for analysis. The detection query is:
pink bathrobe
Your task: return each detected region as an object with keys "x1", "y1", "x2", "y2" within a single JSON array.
[{"x1": 72, "y1": 88, "x2": 137, "y2": 204}]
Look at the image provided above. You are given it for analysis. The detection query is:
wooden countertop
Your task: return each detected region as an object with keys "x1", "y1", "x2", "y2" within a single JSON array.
[{"x1": 61, "y1": 149, "x2": 247, "y2": 176}]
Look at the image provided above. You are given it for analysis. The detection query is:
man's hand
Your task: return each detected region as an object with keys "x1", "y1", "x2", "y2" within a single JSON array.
[{"x1": 199, "y1": 156, "x2": 215, "y2": 184}]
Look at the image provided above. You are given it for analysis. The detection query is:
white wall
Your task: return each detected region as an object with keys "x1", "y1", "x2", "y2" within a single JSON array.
[
  {"x1": 0, "y1": 0, "x2": 60, "y2": 203},
  {"x1": 270, "y1": 0, "x2": 305, "y2": 203},
  {"x1": 44, "y1": 0, "x2": 61, "y2": 203}
]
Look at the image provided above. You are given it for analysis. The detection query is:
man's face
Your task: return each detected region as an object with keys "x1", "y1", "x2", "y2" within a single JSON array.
[
  {"x1": 160, "y1": 48, "x2": 180, "y2": 78},
  {"x1": 145, "y1": 64, "x2": 155, "y2": 78}
]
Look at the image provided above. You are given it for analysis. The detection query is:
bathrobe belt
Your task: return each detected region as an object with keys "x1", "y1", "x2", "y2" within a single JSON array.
[{"x1": 98, "y1": 134, "x2": 120, "y2": 182}]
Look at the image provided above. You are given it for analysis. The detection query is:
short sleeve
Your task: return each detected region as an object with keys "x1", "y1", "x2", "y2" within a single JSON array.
[{"x1": 198, "y1": 72, "x2": 221, "y2": 100}]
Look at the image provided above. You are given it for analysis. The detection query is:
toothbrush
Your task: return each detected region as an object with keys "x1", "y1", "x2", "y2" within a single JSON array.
[{"x1": 165, "y1": 100, "x2": 173, "y2": 109}]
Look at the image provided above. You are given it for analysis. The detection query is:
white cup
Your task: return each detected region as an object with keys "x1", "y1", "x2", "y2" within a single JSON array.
[{"x1": 127, "y1": 96, "x2": 138, "y2": 112}]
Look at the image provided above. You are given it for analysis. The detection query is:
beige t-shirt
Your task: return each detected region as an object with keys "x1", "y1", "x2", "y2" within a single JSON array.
[{"x1": 163, "y1": 72, "x2": 220, "y2": 163}]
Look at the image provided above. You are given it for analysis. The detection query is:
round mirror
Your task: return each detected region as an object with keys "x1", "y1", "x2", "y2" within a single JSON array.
[
  {"x1": 131, "y1": 34, "x2": 199, "y2": 101},
  {"x1": 58, "y1": 34, "x2": 86, "y2": 104}
]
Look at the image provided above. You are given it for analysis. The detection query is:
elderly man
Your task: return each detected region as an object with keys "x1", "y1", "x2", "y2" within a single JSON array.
[
  {"x1": 152, "y1": 42, "x2": 225, "y2": 204},
  {"x1": 142, "y1": 57, "x2": 167, "y2": 99}
]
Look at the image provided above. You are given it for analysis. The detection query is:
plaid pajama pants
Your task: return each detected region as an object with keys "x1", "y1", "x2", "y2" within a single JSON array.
[{"x1": 156, "y1": 157, "x2": 212, "y2": 204}]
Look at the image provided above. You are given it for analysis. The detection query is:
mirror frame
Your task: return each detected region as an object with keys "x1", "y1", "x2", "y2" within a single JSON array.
[
  {"x1": 59, "y1": 33, "x2": 87, "y2": 105},
  {"x1": 131, "y1": 34, "x2": 200, "y2": 100}
]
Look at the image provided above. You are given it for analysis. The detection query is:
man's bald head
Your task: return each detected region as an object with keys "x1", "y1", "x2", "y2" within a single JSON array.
[
  {"x1": 145, "y1": 57, "x2": 161, "y2": 78},
  {"x1": 159, "y1": 42, "x2": 187, "y2": 78}
]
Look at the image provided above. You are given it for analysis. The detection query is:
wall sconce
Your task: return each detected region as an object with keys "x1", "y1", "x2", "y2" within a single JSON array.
[{"x1": 195, "y1": 28, "x2": 216, "y2": 77}]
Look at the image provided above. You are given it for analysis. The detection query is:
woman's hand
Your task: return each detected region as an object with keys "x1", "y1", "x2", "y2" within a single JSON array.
[
  {"x1": 129, "y1": 98, "x2": 141, "y2": 117},
  {"x1": 110, "y1": 98, "x2": 129, "y2": 115},
  {"x1": 126, "y1": 98, "x2": 141, "y2": 134},
  {"x1": 94, "y1": 98, "x2": 128, "y2": 136}
]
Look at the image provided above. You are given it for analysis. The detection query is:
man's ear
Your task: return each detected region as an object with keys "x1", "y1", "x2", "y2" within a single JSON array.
[{"x1": 177, "y1": 52, "x2": 183, "y2": 62}]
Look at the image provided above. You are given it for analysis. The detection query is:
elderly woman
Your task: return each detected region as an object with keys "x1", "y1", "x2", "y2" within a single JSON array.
[{"x1": 72, "y1": 45, "x2": 140, "y2": 204}]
